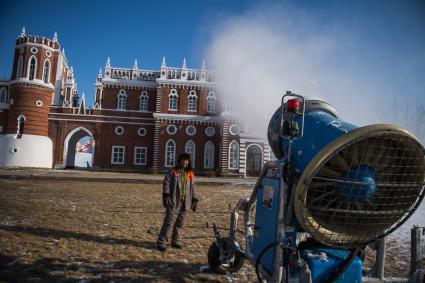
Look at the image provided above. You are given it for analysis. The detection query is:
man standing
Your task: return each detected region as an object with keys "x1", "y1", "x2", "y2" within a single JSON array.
[{"x1": 157, "y1": 153, "x2": 199, "y2": 251}]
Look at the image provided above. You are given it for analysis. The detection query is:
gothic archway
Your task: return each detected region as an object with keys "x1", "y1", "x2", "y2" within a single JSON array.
[
  {"x1": 63, "y1": 127, "x2": 95, "y2": 169},
  {"x1": 246, "y1": 144, "x2": 263, "y2": 177}
]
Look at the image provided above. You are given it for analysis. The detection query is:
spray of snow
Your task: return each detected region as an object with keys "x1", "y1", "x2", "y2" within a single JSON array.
[{"x1": 205, "y1": 3, "x2": 424, "y2": 142}]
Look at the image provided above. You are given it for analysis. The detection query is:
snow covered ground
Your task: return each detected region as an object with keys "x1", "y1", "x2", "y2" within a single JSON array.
[{"x1": 74, "y1": 152, "x2": 92, "y2": 168}]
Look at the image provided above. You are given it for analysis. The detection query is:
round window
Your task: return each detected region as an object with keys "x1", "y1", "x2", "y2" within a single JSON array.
[
  {"x1": 186, "y1": 125, "x2": 196, "y2": 136},
  {"x1": 229, "y1": 124, "x2": 240, "y2": 135},
  {"x1": 46, "y1": 51, "x2": 52, "y2": 57},
  {"x1": 30, "y1": 47, "x2": 38, "y2": 54},
  {"x1": 205, "y1": 127, "x2": 215, "y2": 137},
  {"x1": 166, "y1": 124, "x2": 177, "y2": 135},
  {"x1": 138, "y1": 127, "x2": 147, "y2": 136},
  {"x1": 115, "y1": 126, "x2": 124, "y2": 135},
  {"x1": 35, "y1": 100, "x2": 43, "y2": 107}
]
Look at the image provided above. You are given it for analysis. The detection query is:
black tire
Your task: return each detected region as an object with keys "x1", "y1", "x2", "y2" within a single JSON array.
[{"x1": 207, "y1": 238, "x2": 244, "y2": 274}]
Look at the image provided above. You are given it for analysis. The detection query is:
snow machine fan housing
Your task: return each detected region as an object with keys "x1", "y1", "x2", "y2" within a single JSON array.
[{"x1": 294, "y1": 124, "x2": 425, "y2": 249}]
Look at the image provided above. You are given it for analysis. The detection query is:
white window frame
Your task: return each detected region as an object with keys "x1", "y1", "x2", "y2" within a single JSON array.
[
  {"x1": 17, "y1": 55, "x2": 23, "y2": 79},
  {"x1": 185, "y1": 140, "x2": 196, "y2": 168},
  {"x1": 229, "y1": 140, "x2": 239, "y2": 170},
  {"x1": 165, "y1": 139, "x2": 176, "y2": 167},
  {"x1": 205, "y1": 126, "x2": 215, "y2": 137},
  {"x1": 27, "y1": 55, "x2": 37, "y2": 81},
  {"x1": 186, "y1": 125, "x2": 196, "y2": 136},
  {"x1": 117, "y1": 89, "x2": 127, "y2": 110},
  {"x1": 168, "y1": 89, "x2": 178, "y2": 111},
  {"x1": 139, "y1": 91, "x2": 149, "y2": 111},
  {"x1": 187, "y1": 90, "x2": 197, "y2": 112},
  {"x1": 207, "y1": 92, "x2": 216, "y2": 113},
  {"x1": 134, "y1": 146, "x2": 147, "y2": 165},
  {"x1": 43, "y1": 59, "x2": 50, "y2": 84},
  {"x1": 111, "y1": 145, "x2": 125, "y2": 164},
  {"x1": 204, "y1": 141, "x2": 215, "y2": 169},
  {"x1": 0, "y1": 88, "x2": 7, "y2": 104}
]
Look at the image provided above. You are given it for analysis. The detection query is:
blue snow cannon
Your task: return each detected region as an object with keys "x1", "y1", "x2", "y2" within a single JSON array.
[{"x1": 207, "y1": 92, "x2": 425, "y2": 282}]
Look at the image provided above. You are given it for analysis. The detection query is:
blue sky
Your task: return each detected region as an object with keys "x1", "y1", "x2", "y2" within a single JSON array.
[{"x1": 0, "y1": 0, "x2": 424, "y2": 140}]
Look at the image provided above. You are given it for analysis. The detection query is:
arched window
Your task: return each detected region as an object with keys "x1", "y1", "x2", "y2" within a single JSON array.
[
  {"x1": 187, "y1": 90, "x2": 197, "y2": 112},
  {"x1": 229, "y1": 140, "x2": 239, "y2": 170},
  {"x1": 17, "y1": 115, "x2": 26, "y2": 136},
  {"x1": 165, "y1": 139, "x2": 176, "y2": 167},
  {"x1": 117, "y1": 89, "x2": 127, "y2": 110},
  {"x1": 43, "y1": 60, "x2": 50, "y2": 83},
  {"x1": 17, "y1": 56, "x2": 23, "y2": 78},
  {"x1": 28, "y1": 56, "x2": 37, "y2": 81},
  {"x1": 0, "y1": 88, "x2": 7, "y2": 104},
  {"x1": 207, "y1": 92, "x2": 216, "y2": 113},
  {"x1": 204, "y1": 141, "x2": 215, "y2": 169},
  {"x1": 139, "y1": 91, "x2": 149, "y2": 111},
  {"x1": 168, "y1": 89, "x2": 178, "y2": 111},
  {"x1": 185, "y1": 140, "x2": 196, "y2": 168}
]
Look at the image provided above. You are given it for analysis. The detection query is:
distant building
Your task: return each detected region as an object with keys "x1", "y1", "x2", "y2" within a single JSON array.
[{"x1": 0, "y1": 28, "x2": 270, "y2": 176}]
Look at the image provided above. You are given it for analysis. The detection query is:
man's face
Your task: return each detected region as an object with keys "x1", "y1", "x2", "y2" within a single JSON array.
[{"x1": 180, "y1": 159, "x2": 189, "y2": 168}]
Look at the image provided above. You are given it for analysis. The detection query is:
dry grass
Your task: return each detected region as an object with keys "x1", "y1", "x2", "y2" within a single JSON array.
[{"x1": 0, "y1": 178, "x2": 417, "y2": 282}]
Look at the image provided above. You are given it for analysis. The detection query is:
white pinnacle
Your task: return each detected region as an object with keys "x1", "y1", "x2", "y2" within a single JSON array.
[
  {"x1": 202, "y1": 59, "x2": 206, "y2": 70},
  {"x1": 53, "y1": 32, "x2": 58, "y2": 42},
  {"x1": 182, "y1": 58, "x2": 187, "y2": 69},
  {"x1": 133, "y1": 59, "x2": 138, "y2": 69},
  {"x1": 106, "y1": 57, "x2": 111, "y2": 68},
  {"x1": 21, "y1": 27, "x2": 26, "y2": 37},
  {"x1": 161, "y1": 56, "x2": 166, "y2": 67}
]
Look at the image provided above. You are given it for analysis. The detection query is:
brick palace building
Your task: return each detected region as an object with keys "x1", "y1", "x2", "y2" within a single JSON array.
[{"x1": 0, "y1": 29, "x2": 271, "y2": 176}]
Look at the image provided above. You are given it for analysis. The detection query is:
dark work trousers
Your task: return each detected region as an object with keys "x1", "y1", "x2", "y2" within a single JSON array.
[{"x1": 157, "y1": 201, "x2": 188, "y2": 245}]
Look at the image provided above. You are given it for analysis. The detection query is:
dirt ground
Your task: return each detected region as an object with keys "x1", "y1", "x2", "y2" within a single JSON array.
[{"x1": 0, "y1": 178, "x2": 418, "y2": 282}]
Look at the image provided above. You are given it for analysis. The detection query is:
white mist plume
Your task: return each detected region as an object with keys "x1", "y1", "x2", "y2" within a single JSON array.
[{"x1": 205, "y1": 4, "x2": 424, "y2": 142}]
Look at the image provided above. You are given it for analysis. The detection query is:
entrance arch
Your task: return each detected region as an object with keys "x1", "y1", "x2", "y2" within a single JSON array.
[
  {"x1": 63, "y1": 127, "x2": 95, "y2": 169},
  {"x1": 246, "y1": 144, "x2": 263, "y2": 177}
]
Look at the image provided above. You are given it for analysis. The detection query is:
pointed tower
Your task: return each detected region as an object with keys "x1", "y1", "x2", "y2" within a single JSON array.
[
  {"x1": 94, "y1": 68, "x2": 103, "y2": 109},
  {"x1": 0, "y1": 29, "x2": 65, "y2": 168},
  {"x1": 160, "y1": 56, "x2": 167, "y2": 79},
  {"x1": 181, "y1": 58, "x2": 187, "y2": 81}
]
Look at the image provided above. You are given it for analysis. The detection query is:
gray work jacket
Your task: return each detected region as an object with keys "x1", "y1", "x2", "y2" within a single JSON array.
[{"x1": 163, "y1": 168, "x2": 198, "y2": 211}]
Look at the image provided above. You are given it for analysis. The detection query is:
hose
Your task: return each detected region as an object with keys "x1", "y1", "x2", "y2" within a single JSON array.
[{"x1": 255, "y1": 240, "x2": 282, "y2": 282}]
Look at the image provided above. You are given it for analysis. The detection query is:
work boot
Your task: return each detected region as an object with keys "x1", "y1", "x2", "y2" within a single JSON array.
[
  {"x1": 157, "y1": 242, "x2": 167, "y2": 252},
  {"x1": 171, "y1": 241, "x2": 183, "y2": 249}
]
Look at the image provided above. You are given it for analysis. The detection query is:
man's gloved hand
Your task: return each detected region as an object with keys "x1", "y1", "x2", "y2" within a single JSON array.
[
  {"x1": 191, "y1": 197, "x2": 199, "y2": 212},
  {"x1": 162, "y1": 193, "x2": 172, "y2": 209}
]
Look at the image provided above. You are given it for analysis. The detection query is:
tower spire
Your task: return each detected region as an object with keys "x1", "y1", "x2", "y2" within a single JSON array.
[
  {"x1": 53, "y1": 32, "x2": 58, "y2": 42},
  {"x1": 98, "y1": 68, "x2": 102, "y2": 77},
  {"x1": 182, "y1": 58, "x2": 187, "y2": 69},
  {"x1": 106, "y1": 57, "x2": 111, "y2": 68},
  {"x1": 133, "y1": 59, "x2": 138, "y2": 69},
  {"x1": 202, "y1": 59, "x2": 206, "y2": 70},
  {"x1": 161, "y1": 56, "x2": 166, "y2": 68},
  {"x1": 20, "y1": 27, "x2": 26, "y2": 37}
]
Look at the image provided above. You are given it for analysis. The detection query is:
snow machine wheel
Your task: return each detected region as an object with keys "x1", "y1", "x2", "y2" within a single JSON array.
[{"x1": 207, "y1": 238, "x2": 244, "y2": 274}]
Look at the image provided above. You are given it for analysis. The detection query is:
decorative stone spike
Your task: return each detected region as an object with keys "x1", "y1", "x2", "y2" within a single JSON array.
[
  {"x1": 98, "y1": 68, "x2": 102, "y2": 77},
  {"x1": 53, "y1": 32, "x2": 58, "y2": 42},
  {"x1": 161, "y1": 56, "x2": 166, "y2": 67},
  {"x1": 21, "y1": 27, "x2": 26, "y2": 37},
  {"x1": 106, "y1": 57, "x2": 111, "y2": 68},
  {"x1": 202, "y1": 59, "x2": 206, "y2": 70},
  {"x1": 182, "y1": 58, "x2": 187, "y2": 69},
  {"x1": 133, "y1": 59, "x2": 138, "y2": 69}
]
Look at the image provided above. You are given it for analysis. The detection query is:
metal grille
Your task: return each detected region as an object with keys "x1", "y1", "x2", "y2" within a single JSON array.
[{"x1": 299, "y1": 130, "x2": 425, "y2": 248}]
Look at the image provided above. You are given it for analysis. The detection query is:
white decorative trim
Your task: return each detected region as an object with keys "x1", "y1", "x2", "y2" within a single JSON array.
[
  {"x1": 153, "y1": 113, "x2": 221, "y2": 124},
  {"x1": 134, "y1": 146, "x2": 147, "y2": 165},
  {"x1": 111, "y1": 145, "x2": 125, "y2": 164},
  {"x1": 186, "y1": 125, "x2": 196, "y2": 136},
  {"x1": 49, "y1": 112, "x2": 154, "y2": 120},
  {"x1": 165, "y1": 139, "x2": 176, "y2": 167},
  {"x1": 115, "y1": 126, "x2": 124, "y2": 135},
  {"x1": 10, "y1": 78, "x2": 55, "y2": 90},
  {"x1": 16, "y1": 42, "x2": 59, "y2": 52},
  {"x1": 185, "y1": 140, "x2": 196, "y2": 168},
  {"x1": 137, "y1": 127, "x2": 147, "y2": 136},
  {"x1": 48, "y1": 117, "x2": 154, "y2": 125},
  {"x1": 166, "y1": 124, "x2": 177, "y2": 135},
  {"x1": 35, "y1": 100, "x2": 43, "y2": 107},
  {"x1": 204, "y1": 141, "x2": 215, "y2": 169}
]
